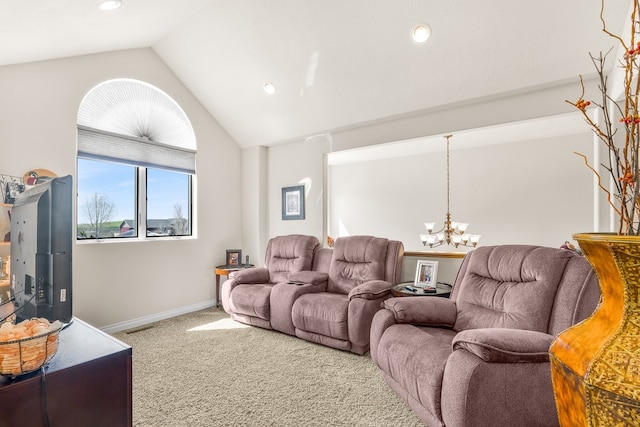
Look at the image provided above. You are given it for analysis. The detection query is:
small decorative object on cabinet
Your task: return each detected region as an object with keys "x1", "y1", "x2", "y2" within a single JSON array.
[
  {"x1": 0, "y1": 204, "x2": 10, "y2": 245},
  {"x1": 0, "y1": 173, "x2": 25, "y2": 205}
]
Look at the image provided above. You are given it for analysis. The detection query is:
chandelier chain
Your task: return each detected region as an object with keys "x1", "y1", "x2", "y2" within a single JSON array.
[
  {"x1": 446, "y1": 134, "x2": 451, "y2": 216},
  {"x1": 419, "y1": 134, "x2": 480, "y2": 248}
]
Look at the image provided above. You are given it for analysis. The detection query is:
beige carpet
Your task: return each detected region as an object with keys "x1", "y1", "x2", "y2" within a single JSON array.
[{"x1": 112, "y1": 307, "x2": 424, "y2": 427}]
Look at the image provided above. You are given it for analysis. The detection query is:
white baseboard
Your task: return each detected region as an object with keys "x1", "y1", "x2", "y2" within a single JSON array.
[{"x1": 100, "y1": 300, "x2": 217, "y2": 334}]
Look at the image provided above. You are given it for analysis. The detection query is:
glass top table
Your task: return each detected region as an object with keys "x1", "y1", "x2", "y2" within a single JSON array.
[{"x1": 390, "y1": 281, "x2": 452, "y2": 298}]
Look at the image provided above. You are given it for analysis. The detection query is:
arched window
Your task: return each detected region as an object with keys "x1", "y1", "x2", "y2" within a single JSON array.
[{"x1": 76, "y1": 79, "x2": 196, "y2": 240}]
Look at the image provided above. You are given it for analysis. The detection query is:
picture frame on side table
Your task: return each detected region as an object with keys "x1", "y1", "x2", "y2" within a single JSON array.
[
  {"x1": 281, "y1": 185, "x2": 305, "y2": 220},
  {"x1": 415, "y1": 260, "x2": 438, "y2": 289},
  {"x1": 226, "y1": 249, "x2": 242, "y2": 267}
]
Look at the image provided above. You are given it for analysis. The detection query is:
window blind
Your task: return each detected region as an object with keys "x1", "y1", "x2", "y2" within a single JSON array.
[{"x1": 77, "y1": 125, "x2": 196, "y2": 174}]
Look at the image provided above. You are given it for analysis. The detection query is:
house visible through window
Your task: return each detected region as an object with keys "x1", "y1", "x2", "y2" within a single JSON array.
[
  {"x1": 77, "y1": 158, "x2": 136, "y2": 239},
  {"x1": 146, "y1": 167, "x2": 191, "y2": 237},
  {"x1": 76, "y1": 79, "x2": 196, "y2": 240}
]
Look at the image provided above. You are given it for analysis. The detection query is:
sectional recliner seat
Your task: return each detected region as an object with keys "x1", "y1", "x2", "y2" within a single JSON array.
[
  {"x1": 221, "y1": 234, "x2": 320, "y2": 329},
  {"x1": 369, "y1": 245, "x2": 600, "y2": 427},
  {"x1": 221, "y1": 234, "x2": 404, "y2": 354}
]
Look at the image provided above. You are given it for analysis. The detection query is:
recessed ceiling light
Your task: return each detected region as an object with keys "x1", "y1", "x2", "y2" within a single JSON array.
[
  {"x1": 411, "y1": 24, "x2": 431, "y2": 44},
  {"x1": 263, "y1": 81, "x2": 276, "y2": 95},
  {"x1": 97, "y1": 0, "x2": 122, "y2": 11}
]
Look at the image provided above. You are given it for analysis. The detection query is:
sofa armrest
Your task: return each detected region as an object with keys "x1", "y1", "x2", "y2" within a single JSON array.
[
  {"x1": 452, "y1": 328, "x2": 555, "y2": 363},
  {"x1": 348, "y1": 280, "x2": 391, "y2": 300},
  {"x1": 370, "y1": 309, "x2": 399, "y2": 365},
  {"x1": 288, "y1": 271, "x2": 328, "y2": 287},
  {"x1": 270, "y1": 281, "x2": 327, "y2": 335},
  {"x1": 232, "y1": 267, "x2": 270, "y2": 284},
  {"x1": 382, "y1": 297, "x2": 457, "y2": 327}
]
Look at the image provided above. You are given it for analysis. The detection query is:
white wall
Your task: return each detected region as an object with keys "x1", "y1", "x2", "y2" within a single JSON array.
[
  {"x1": 241, "y1": 145, "x2": 268, "y2": 266},
  {"x1": 0, "y1": 48, "x2": 242, "y2": 329},
  {"x1": 263, "y1": 135, "x2": 330, "y2": 244},
  {"x1": 329, "y1": 133, "x2": 593, "y2": 250},
  {"x1": 327, "y1": 80, "x2": 590, "y2": 153},
  {"x1": 240, "y1": 133, "x2": 330, "y2": 269},
  {"x1": 257, "y1": 128, "x2": 595, "y2": 285},
  {"x1": 325, "y1": 133, "x2": 593, "y2": 283}
]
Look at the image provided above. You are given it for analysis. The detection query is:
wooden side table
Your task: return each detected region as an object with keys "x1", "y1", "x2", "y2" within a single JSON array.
[{"x1": 214, "y1": 264, "x2": 254, "y2": 307}]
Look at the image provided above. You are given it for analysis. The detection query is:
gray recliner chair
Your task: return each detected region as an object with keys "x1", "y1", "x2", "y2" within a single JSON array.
[
  {"x1": 221, "y1": 234, "x2": 320, "y2": 330},
  {"x1": 370, "y1": 245, "x2": 600, "y2": 427},
  {"x1": 291, "y1": 235, "x2": 404, "y2": 355}
]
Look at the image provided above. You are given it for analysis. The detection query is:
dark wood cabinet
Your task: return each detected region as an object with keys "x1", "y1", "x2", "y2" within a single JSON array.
[{"x1": 0, "y1": 318, "x2": 132, "y2": 427}]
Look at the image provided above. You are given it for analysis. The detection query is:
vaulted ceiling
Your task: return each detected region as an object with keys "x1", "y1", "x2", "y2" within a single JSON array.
[{"x1": 1, "y1": 0, "x2": 630, "y2": 148}]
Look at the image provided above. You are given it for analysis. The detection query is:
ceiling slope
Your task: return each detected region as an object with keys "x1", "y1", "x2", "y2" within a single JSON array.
[{"x1": 0, "y1": 0, "x2": 631, "y2": 148}]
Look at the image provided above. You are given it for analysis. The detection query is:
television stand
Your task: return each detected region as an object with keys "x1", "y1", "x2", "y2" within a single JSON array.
[{"x1": 0, "y1": 317, "x2": 132, "y2": 426}]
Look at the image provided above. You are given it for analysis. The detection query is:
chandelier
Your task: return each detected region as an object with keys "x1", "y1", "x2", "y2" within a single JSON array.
[{"x1": 419, "y1": 135, "x2": 481, "y2": 248}]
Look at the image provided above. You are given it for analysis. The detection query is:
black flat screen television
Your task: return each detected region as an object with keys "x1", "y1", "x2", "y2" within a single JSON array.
[{"x1": 10, "y1": 175, "x2": 73, "y2": 324}]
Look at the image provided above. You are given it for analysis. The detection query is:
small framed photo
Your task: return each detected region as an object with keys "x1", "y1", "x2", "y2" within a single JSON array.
[
  {"x1": 226, "y1": 249, "x2": 242, "y2": 267},
  {"x1": 4, "y1": 181, "x2": 24, "y2": 204},
  {"x1": 281, "y1": 185, "x2": 305, "y2": 220},
  {"x1": 415, "y1": 260, "x2": 439, "y2": 288}
]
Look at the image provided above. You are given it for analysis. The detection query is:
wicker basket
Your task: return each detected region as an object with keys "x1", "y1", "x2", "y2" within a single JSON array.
[{"x1": 0, "y1": 322, "x2": 62, "y2": 376}]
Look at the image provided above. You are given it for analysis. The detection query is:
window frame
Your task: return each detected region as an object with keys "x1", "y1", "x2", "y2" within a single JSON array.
[
  {"x1": 76, "y1": 158, "x2": 195, "y2": 243},
  {"x1": 142, "y1": 167, "x2": 194, "y2": 239},
  {"x1": 76, "y1": 79, "x2": 197, "y2": 243}
]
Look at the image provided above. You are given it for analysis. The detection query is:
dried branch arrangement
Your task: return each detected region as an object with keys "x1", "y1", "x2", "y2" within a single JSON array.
[{"x1": 568, "y1": 0, "x2": 640, "y2": 235}]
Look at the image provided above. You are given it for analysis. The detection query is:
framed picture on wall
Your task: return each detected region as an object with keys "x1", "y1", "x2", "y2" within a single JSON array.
[
  {"x1": 281, "y1": 185, "x2": 305, "y2": 220},
  {"x1": 226, "y1": 249, "x2": 242, "y2": 267},
  {"x1": 415, "y1": 260, "x2": 439, "y2": 289}
]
